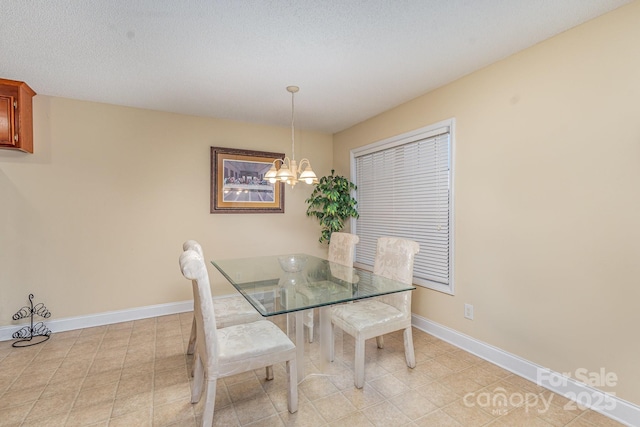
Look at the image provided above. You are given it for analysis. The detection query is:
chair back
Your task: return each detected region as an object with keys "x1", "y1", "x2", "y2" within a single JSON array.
[
  {"x1": 373, "y1": 237, "x2": 420, "y2": 313},
  {"x1": 179, "y1": 249, "x2": 219, "y2": 376},
  {"x1": 328, "y1": 232, "x2": 360, "y2": 267},
  {"x1": 183, "y1": 240, "x2": 204, "y2": 257}
]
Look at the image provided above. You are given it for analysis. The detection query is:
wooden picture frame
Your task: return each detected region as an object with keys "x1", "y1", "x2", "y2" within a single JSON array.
[{"x1": 210, "y1": 146, "x2": 285, "y2": 214}]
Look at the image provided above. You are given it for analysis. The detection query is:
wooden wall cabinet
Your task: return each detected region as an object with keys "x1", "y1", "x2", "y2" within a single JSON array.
[{"x1": 0, "y1": 78, "x2": 36, "y2": 153}]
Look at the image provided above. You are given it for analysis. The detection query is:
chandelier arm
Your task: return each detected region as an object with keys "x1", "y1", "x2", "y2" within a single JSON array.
[
  {"x1": 297, "y1": 158, "x2": 311, "y2": 169},
  {"x1": 271, "y1": 157, "x2": 292, "y2": 168}
]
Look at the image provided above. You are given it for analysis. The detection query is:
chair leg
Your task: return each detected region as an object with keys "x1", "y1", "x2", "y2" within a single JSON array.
[
  {"x1": 403, "y1": 326, "x2": 416, "y2": 369},
  {"x1": 187, "y1": 317, "x2": 196, "y2": 355},
  {"x1": 266, "y1": 365, "x2": 274, "y2": 380},
  {"x1": 354, "y1": 335, "x2": 366, "y2": 388},
  {"x1": 201, "y1": 378, "x2": 217, "y2": 427},
  {"x1": 286, "y1": 358, "x2": 298, "y2": 413},
  {"x1": 329, "y1": 324, "x2": 335, "y2": 362},
  {"x1": 191, "y1": 354, "x2": 205, "y2": 403},
  {"x1": 376, "y1": 335, "x2": 384, "y2": 349}
]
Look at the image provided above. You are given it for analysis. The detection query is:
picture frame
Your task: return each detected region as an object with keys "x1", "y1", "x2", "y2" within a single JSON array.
[{"x1": 210, "y1": 146, "x2": 285, "y2": 214}]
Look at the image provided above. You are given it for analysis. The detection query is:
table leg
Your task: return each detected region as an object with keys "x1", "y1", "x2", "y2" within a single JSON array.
[
  {"x1": 319, "y1": 306, "x2": 331, "y2": 372},
  {"x1": 287, "y1": 311, "x2": 305, "y2": 382},
  {"x1": 295, "y1": 311, "x2": 304, "y2": 381}
]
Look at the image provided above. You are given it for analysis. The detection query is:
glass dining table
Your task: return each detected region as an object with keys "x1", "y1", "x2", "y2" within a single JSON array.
[{"x1": 211, "y1": 253, "x2": 415, "y2": 380}]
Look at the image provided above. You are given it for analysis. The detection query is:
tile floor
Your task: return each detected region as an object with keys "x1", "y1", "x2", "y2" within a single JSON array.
[{"x1": 0, "y1": 313, "x2": 624, "y2": 426}]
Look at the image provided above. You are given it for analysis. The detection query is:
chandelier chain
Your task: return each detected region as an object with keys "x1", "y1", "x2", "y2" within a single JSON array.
[{"x1": 291, "y1": 89, "x2": 296, "y2": 160}]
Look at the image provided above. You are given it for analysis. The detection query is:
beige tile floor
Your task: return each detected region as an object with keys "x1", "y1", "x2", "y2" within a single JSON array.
[{"x1": 0, "y1": 313, "x2": 624, "y2": 427}]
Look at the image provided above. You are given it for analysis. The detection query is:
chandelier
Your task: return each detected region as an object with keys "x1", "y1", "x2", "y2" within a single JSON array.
[{"x1": 265, "y1": 86, "x2": 317, "y2": 187}]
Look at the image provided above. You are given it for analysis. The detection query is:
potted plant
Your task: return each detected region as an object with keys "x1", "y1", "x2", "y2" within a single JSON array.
[{"x1": 305, "y1": 170, "x2": 359, "y2": 243}]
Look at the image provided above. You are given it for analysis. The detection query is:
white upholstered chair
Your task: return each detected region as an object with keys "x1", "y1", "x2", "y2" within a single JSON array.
[
  {"x1": 328, "y1": 232, "x2": 360, "y2": 266},
  {"x1": 179, "y1": 249, "x2": 298, "y2": 427},
  {"x1": 182, "y1": 240, "x2": 272, "y2": 378},
  {"x1": 183, "y1": 240, "x2": 262, "y2": 352},
  {"x1": 330, "y1": 236, "x2": 419, "y2": 388},
  {"x1": 304, "y1": 232, "x2": 359, "y2": 342}
]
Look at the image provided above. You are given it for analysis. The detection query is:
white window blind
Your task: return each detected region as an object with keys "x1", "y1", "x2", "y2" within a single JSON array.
[{"x1": 352, "y1": 121, "x2": 454, "y2": 293}]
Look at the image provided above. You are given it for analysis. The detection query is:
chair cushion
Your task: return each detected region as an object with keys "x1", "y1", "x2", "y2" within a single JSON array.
[
  {"x1": 331, "y1": 299, "x2": 407, "y2": 332},
  {"x1": 214, "y1": 295, "x2": 262, "y2": 328},
  {"x1": 218, "y1": 320, "x2": 295, "y2": 364}
]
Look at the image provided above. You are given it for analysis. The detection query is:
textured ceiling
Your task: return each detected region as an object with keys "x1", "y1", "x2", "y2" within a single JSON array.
[{"x1": 0, "y1": 0, "x2": 632, "y2": 133}]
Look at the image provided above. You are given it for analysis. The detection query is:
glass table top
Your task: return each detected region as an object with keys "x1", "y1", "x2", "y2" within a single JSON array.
[{"x1": 211, "y1": 253, "x2": 415, "y2": 317}]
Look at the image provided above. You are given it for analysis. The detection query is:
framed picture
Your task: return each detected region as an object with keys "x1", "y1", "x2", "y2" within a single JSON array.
[{"x1": 210, "y1": 146, "x2": 285, "y2": 214}]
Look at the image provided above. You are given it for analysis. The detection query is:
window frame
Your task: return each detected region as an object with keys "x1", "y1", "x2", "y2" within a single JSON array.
[{"x1": 349, "y1": 118, "x2": 456, "y2": 295}]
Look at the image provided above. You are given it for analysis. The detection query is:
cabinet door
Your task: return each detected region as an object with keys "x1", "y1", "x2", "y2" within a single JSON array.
[{"x1": 0, "y1": 94, "x2": 15, "y2": 147}]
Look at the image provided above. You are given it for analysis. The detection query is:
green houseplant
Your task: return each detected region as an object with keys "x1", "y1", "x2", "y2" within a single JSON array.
[{"x1": 305, "y1": 170, "x2": 359, "y2": 243}]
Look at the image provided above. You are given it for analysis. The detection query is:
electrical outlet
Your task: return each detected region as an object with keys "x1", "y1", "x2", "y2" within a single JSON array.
[{"x1": 464, "y1": 303, "x2": 474, "y2": 320}]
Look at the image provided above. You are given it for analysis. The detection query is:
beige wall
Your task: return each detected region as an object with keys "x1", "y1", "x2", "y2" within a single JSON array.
[
  {"x1": 0, "y1": 97, "x2": 332, "y2": 322},
  {"x1": 334, "y1": 1, "x2": 640, "y2": 405}
]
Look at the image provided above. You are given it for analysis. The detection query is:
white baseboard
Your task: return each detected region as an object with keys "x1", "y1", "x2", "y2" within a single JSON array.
[
  {"x1": 411, "y1": 314, "x2": 639, "y2": 427},
  {"x1": 0, "y1": 300, "x2": 194, "y2": 342}
]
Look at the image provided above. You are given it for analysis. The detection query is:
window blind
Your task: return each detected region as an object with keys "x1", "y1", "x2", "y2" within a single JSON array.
[{"x1": 354, "y1": 130, "x2": 452, "y2": 289}]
